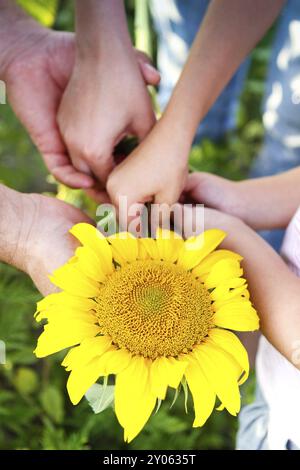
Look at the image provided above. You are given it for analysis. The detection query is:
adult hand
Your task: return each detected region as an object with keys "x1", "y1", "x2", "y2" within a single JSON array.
[
  {"x1": 23, "y1": 193, "x2": 93, "y2": 296},
  {"x1": 0, "y1": 184, "x2": 92, "y2": 296},
  {"x1": 57, "y1": 48, "x2": 160, "y2": 199},
  {"x1": 0, "y1": 6, "x2": 159, "y2": 195}
]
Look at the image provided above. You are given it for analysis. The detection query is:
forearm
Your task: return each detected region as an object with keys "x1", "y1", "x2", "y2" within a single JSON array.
[
  {"x1": 0, "y1": 0, "x2": 46, "y2": 79},
  {"x1": 160, "y1": 0, "x2": 285, "y2": 152},
  {"x1": 235, "y1": 167, "x2": 300, "y2": 230},
  {"x1": 0, "y1": 184, "x2": 35, "y2": 272},
  {"x1": 208, "y1": 213, "x2": 300, "y2": 369},
  {"x1": 75, "y1": 0, "x2": 132, "y2": 59}
]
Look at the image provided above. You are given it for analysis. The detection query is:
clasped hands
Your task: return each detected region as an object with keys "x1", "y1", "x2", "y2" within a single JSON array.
[{"x1": 0, "y1": 6, "x2": 289, "y2": 312}]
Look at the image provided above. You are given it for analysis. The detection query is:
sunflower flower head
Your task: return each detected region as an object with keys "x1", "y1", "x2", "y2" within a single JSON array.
[{"x1": 34, "y1": 224, "x2": 259, "y2": 442}]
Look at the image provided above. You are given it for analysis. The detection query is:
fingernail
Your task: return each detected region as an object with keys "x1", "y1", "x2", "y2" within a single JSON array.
[{"x1": 144, "y1": 63, "x2": 160, "y2": 76}]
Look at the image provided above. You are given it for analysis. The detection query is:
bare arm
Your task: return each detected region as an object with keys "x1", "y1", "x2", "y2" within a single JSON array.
[
  {"x1": 181, "y1": 206, "x2": 300, "y2": 370},
  {"x1": 163, "y1": 0, "x2": 286, "y2": 142},
  {"x1": 185, "y1": 167, "x2": 300, "y2": 231},
  {"x1": 75, "y1": 0, "x2": 132, "y2": 58},
  {"x1": 107, "y1": 0, "x2": 286, "y2": 216}
]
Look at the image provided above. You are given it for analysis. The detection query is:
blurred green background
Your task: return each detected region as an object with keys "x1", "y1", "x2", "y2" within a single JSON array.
[{"x1": 0, "y1": 0, "x2": 270, "y2": 450}]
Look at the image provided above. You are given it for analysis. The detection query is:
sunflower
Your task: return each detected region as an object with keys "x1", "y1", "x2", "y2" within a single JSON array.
[{"x1": 34, "y1": 223, "x2": 259, "y2": 442}]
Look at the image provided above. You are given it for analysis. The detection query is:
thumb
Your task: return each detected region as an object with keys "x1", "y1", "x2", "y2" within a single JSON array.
[{"x1": 107, "y1": 176, "x2": 152, "y2": 234}]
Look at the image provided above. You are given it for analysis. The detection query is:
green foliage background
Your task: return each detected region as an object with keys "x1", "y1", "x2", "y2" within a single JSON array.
[{"x1": 0, "y1": 0, "x2": 271, "y2": 450}]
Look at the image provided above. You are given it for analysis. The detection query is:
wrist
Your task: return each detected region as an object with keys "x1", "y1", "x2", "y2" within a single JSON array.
[
  {"x1": 0, "y1": 185, "x2": 38, "y2": 273},
  {"x1": 219, "y1": 180, "x2": 250, "y2": 222},
  {"x1": 157, "y1": 114, "x2": 193, "y2": 166},
  {"x1": 0, "y1": 6, "x2": 47, "y2": 80},
  {"x1": 75, "y1": 0, "x2": 133, "y2": 61}
]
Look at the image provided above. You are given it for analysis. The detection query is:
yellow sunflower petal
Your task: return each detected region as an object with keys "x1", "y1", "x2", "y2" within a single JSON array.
[
  {"x1": 139, "y1": 238, "x2": 159, "y2": 259},
  {"x1": 108, "y1": 232, "x2": 138, "y2": 265},
  {"x1": 208, "y1": 329, "x2": 249, "y2": 385},
  {"x1": 35, "y1": 293, "x2": 61, "y2": 317},
  {"x1": 194, "y1": 343, "x2": 241, "y2": 416},
  {"x1": 70, "y1": 223, "x2": 113, "y2": 275},
  {"x1": 34, "y1": 321, "x2": 101, "y2": 358},
  {"x1": 210, "y1": 278, "x2": 247, "y2": 303},
  {"x1": 67, "y1": 347, "x2": 131, "y2": 405},
  {"x1": 177, "y1": 229, "x2": 226, "y2": 271},
  {"x1": 96, "y1": 348, "x2": 132, "y2": 376},
  {"x1": 62, "y1": 336, "x2": 112, "y2": 371},
  {"x1": 75, "y1": 246, "x2": 108, "y2": 282},
  {"x1": 155, "y1": 228, "x2": 184, "y2": 263},
  {"x1": 213, "y1": 284, "x2": 250, "y2": 311},
  {"x1": 42, "y1": 307, "x2": 96, "y2": 325},
  {"x1": 150, "y1": 357, "x2": 187, "y2": 400},
  {"x1": 137, "y1": 239, "x2": 150, "y2": 260},
  {"x1": 193, "y1": 249, "x2": 242, "y2": 279},
  {"x1": 204, "y1": 259, "x2": 243, "y2": 289},
  {"x1": 35, "y1": 292, "x2": 95, "y2": 321},
  {"x1": 49, "y1": 264, "x2": 100, "y2": 297},
  {"x1": 185, "y1": 356, "x2": 216, "y2": 427},
  {"x1": 115, "y1": 356, "x2": 156, "y2": 442},
  {"x1": 214, "y1": 301, "x2": 259, "y2": 331},
  {"x1": 67, "y1": 357, "x2": 106, "y2": 405}
]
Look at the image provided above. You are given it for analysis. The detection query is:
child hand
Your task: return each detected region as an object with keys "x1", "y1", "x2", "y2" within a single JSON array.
[
  {"x1": 106, "y1": 119, "x2": 190, "y2": 221},
  {"x1": 183, "y1": 172, "x2": 245, "y2": 220},
  {"x1": 183, "y1": 171, "x2": 300, "y2": 231}
]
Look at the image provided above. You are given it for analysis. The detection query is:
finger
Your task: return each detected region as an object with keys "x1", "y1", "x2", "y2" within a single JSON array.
[
  {"x1": 183, "y1": 172, "x2": 219, "y2": 204},
  {"x1": 67, "y1": 135, "x2": 116, "y2": 186},
  {"x1": 85, "y1": 187, "x2": 111, "y2": 204},
  {"x1": 139, "y1": 61, "x2": 161, "y2": 86},
  {"x1": 135, "y1": 50, "x2": 161, "y2": 86},
  {"x1": 43, "y1": 153, "x2": 94, "y2": 188},
  {"x1": 70, "y1": 155, "x2": 93, "y2": 175},
  {"x1": 61, "y1": 138, "x2": 95, "y2": 176},
  {"x1": 184, "y1": 172, "x2": 203, "y2": 195},
  {"x1": 87, "y1": 153, "x2": 116, "y2": 186},
  {"x1": 107, "y1": 177, "x2": 152, "y2": 233},
  {"x1": 131, "y1": 111, "x2": 156, "y2": 141}
]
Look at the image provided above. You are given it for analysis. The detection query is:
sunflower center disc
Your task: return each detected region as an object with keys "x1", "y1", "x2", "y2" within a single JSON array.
[{"x1": 95, "y1": 260, "x2": 214, "y2": 359}]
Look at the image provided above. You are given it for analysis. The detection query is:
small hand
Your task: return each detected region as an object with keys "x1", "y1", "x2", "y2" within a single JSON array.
[
  {"x1": 182, "y1": 172, "x2": 242, "y2": 215},
  {"x1": 107, "y1": 119, "x2": 189, "y2": 224}
]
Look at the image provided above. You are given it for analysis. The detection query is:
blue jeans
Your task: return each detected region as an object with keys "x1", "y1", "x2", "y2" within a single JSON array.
[
  {"x1": 250, "y1": 0, "x2": 300, "y2": 250},
  {"x1": 237, "y1": 385, "x2": 299, "y2": 450},
  {"x1": 150, "y1": 0, "x2": 249, "y2": 141},
  {"x1": 151, "y1": 0, "x2": 300, "y2": 250}
]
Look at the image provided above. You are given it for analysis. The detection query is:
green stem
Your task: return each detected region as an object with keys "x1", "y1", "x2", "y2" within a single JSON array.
[
  {"x1": 134, "y1": 0, "x2": 161, "y2": 115},
  {"x1": 134, "y1": 0, "x2": 152, "y2": 57}
]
